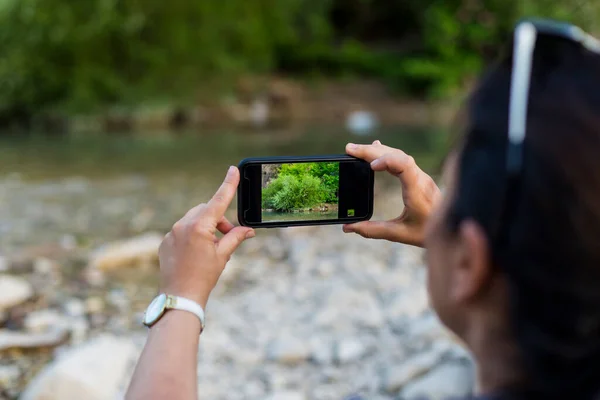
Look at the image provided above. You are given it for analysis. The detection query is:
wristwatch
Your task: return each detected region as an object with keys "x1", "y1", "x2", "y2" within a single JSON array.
[{"x1": 143, "y1": 293, "x2": 205, "y2": 333}]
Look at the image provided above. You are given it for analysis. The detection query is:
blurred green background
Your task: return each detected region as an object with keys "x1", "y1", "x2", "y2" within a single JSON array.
[{"x1": 1, "y1": 0, "x2": 598, "y2": 123}]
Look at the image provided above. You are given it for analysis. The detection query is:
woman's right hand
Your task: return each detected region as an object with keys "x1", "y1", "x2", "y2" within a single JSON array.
[{"x1": 344, "y1": 141, "x2": 442, "y2": 247}]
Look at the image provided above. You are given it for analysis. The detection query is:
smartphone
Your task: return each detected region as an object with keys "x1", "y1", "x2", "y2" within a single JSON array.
[{"x1": 237, "y1": 155, "x2": 374, "y2": 228}]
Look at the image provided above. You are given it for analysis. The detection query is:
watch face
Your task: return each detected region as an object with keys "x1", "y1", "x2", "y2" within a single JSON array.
[{"x1": 144, "y1": 294, "x2": 167, "y2": 326}]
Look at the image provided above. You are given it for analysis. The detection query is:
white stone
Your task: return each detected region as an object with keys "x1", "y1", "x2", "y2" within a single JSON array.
[
  {"x1": 88, "y1": 232, "x2": 163, "y2": 271},
  {"x1": 33, "y1": 257, "x2": 58, "y2": 275},
  {"x1": 400, "y1": 362, "x2": 474, "y2": 400},
  {"x1": 24, "y1": 309, "x2": 67, "y2": 332},
  {"x1": 267, "y1": 335, "x2": 310, "y2": 365},
  {"x1": 63, "y1": 298, "x2": 86, "y2": 318},
  {"x1": 310, "y1": 337, "x2": 334, "y2": 365},
  {"x1": 264, "y1": 391, "x2": 307, "y2": 400},
  {"x1": 0, "y1": 365, "x2": 20, "y2": 386},
  {"x1": 0, "y1": 274, "x2": 34, "y2": 312},
  {"x1": 21, "y1": 335, "x2": 139, "y2": 400},
  {"x1": 382, "y1": 350, "x2": 444, "y2": 393},
  {"x1": 335, "y1": 338, "x2": 369, "y2": 364},
  {"x1": 0, "y1": 255, "x2": 8, "y2": 272},
  {"x1": 0, "y1": 327, "x2": 68, "y2": 352}
]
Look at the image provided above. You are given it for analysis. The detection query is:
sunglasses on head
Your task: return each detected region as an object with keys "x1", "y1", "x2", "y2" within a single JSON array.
[
  {"x1": 507, "y1": 18, "x2": 600, "y2": 174},
  {"x1": 495, "y1": 19, "x2": 600, "y2": 245}
]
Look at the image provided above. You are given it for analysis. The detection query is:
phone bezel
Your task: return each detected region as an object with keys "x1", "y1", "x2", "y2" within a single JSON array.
[{"x1": 237, "y1": 154, "x2": 374, "y2": 228}]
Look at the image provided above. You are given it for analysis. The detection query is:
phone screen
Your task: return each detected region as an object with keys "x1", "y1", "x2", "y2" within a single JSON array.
[
  {"x1": 239, "y1": 156, "x2": 373, "y2": 228},
  {"x1": 261, "y1": 162, "x2": 341, "y2": 223}
]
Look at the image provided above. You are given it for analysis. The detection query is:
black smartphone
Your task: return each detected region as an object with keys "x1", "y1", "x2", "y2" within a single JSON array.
[{"x1": 237, "y1": 155, "x2": 374, "y2": 228}]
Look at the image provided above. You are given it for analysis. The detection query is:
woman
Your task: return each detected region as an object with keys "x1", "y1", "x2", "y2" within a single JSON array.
[{"x1": 126, "y1": 19, "x2": 600, "y2": 399}]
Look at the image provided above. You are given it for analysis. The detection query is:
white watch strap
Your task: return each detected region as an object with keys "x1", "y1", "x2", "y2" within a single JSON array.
[{"x1": 167, "y1": 295, "x2": 205, "y2": 331}]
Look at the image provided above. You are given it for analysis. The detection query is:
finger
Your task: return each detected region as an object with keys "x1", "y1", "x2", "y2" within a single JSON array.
[
  {"x1": 216, "y1": 216, "x2": 235, "y2": 235},
  {"x1": 372, "y1": 140, "x2": 381, "y2": 145},
  {"x1": 207, "y1": 166, "x2": 240, "y2": 219},
  {"x1": 370, "y1": 152, "x2": 420, "y2": 188},
  {"x1": 343, "y1": 220, "x2": 419, "y2": 244},
  {"x1": 217, "y1": 227, "x2": 255, "y2": 257},
  {"x1": 345, "y1": 142, "x2": 395, "y2": 163}
]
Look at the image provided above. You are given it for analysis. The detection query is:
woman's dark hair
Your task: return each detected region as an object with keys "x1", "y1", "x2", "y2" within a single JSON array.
[{"x1": 449, "y1": 34, "x2": 600, "y2": 398}]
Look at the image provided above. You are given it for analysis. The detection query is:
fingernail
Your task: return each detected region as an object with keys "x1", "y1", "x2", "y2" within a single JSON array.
[
  {"x1": 371, "y1": 159, "x2": 381, "y2": 168},
  {"x1": 343, "y1": 225, "x2": 353, "y2": 233},
  {"x1": 227, "y1": 166, "x2": 235, "y2": 175},
  {"x1": 347, "y1": 143, "x2": 357, "y2": 150},
  {"x1": 245, "y1": 230, "x2": 256, "y2": 239},
  {"x1": 373, "y1": 140, "x2": 381, "y2": 145}
]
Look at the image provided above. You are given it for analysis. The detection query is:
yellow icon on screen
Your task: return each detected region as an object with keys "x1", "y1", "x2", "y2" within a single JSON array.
[{"x1": 347, "y1": 209, "x2": 355, "y2": 217}]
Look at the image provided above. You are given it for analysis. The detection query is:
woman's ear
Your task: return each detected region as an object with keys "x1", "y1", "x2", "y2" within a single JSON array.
[{"x1": 449, "y1": 219, "x2": 493, "y2": 304}]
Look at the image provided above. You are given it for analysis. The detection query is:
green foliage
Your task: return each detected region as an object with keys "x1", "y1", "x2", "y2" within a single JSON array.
[
  {"x1": 0, "y1": 0, "x2": 598, "y2": 119},
  {"x1": 262, "y1": 162, "x2": 339, "y2": 211},
  {"x1": 262, "y1": 174, "x2": 325, "y2": 211}
]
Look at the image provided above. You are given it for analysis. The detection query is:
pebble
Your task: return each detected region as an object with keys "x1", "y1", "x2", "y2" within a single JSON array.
[
  {"x1": 63, "y1": 298, "x2": 86, "y2": 318},
  {"x1": 310, "y1": 337, "x2": 334, "y2": 365},
  {"x1": 335, "y1": 338, "x2": 369, "y2": 364},
  {"x1": 267, "y1": 335, "x2": 311, "y2": 366},
  {"x1": 21, "y1": 335, "x2": 139, "y2": 400},
  {"x1": 400, "y1": 362, "x2": 475, "y2": 400},
  {"x1": 33, "y1": 257, "x2": 58, "y2": 275},
  {"x1": 84, "y1": 268, "x2": 106, "y2": 287},
  {"x1": 85, "y1": 296, "x2": 105, "y2": 314},
  {"x1": 24, "y1": 309, "x2": 67, "y2": 332},
  {"x1": 0, "y1": 364, "x2": 21, "y2": 386},
  {"x1": 265, "y1": 390, "x2": 307, "y2": 400},
  {"x1": 0, "y1": 274, "x2": 34, "y2": 312}
]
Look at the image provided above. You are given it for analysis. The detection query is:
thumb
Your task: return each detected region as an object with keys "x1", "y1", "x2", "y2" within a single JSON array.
[
  {"x1": 217, "y1": 226, "x2": 255, "y2": 257},
  {"x1": 344, "y1": 220, "x2": 422, "y2": 246},
  {"x1": 343, "y1": 221, "x2": 397, "y2": 240}
]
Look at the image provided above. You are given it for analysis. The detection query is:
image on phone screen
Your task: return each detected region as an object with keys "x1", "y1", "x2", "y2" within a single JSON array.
[{"x1": 261, "y1": 162, "x2": 340, "y2": 223}]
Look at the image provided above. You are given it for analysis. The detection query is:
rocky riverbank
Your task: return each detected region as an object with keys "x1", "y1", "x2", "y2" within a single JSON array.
[{"x1": 0, "y1": 175, "x2": 474, "y2": 400}]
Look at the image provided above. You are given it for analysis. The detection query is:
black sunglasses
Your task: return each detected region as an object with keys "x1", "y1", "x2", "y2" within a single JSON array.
[{"x1": 495, "y1": 19, "x2": 600, "y2": 245}]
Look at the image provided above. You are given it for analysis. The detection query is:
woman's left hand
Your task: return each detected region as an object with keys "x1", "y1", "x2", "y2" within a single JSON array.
[{"x1": 158, "y1": 166, "x2": 255, "y2": 309}]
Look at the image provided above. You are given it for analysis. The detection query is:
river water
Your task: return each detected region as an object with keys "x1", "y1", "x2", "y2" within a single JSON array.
[{"x1": 0, "y1": 126, "x2": 446, "y2": 181}]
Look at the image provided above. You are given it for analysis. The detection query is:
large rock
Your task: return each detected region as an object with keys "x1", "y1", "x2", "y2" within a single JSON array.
[
  {"x1": 0, "y1": 327, "x2": 69, "y2": 352},
  {"x1": 21, "y1": 335, "x2": 139, "y2": 400},
  {"x1": 399, "y1": 362, "x2": 474, "y2": 400},
  {"x1": 88, "y1": 233, "x2": 163, "y2": 271},
  {"x1": 0, "y1": 274, "x2": 34, "y2": 312}
]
